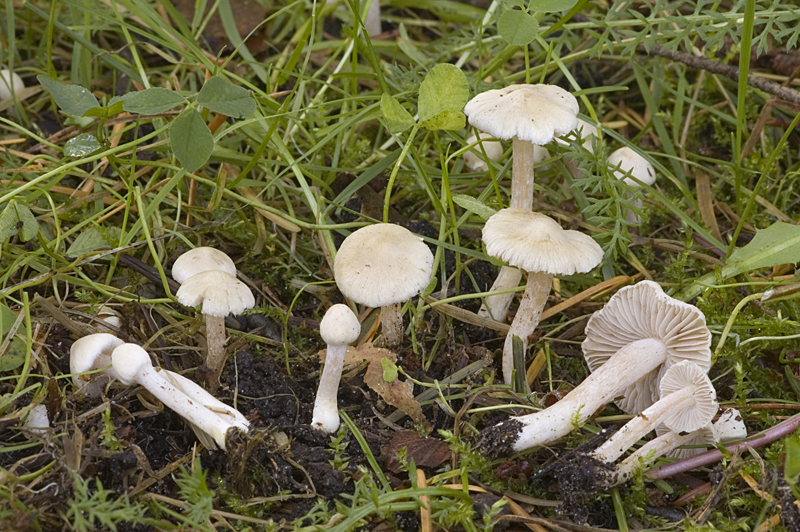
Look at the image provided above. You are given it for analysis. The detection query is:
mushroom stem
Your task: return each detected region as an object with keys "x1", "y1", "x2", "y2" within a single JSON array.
[
  {"x1": 497, "y1": 338, "x2": 668, "y2": 453},
  {"x1": 591, "y1": 387, "x2": 699, "y2": 464},
  {"x1": 478, "y1": 267, "x2": 522, "y2": 322},
  {"x1": 204, "y1": 314, "x2": 226, "y2": 389},
  {"x1": 502, "y1": 271, "x2": 552, "y2": 384},
  {"x1": 364, "y1": 0, "x2": 381, "y2": 36},
  {"x1": 312, "y1": 343, "x2": 347, "y2": 433},
  {"x1": 380, "y1": 302, "x2": 403, "y2": 347},
  {"x1": 510, "y1": 136, "x2": 535, "y2": 211},
  {"x1": 609, "y1": 429, "x2": 697, "y2": 487}
]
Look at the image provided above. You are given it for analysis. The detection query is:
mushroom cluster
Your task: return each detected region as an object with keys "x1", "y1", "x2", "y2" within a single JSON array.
[{"x1": 172, "y1": 247, "x2": 255, "y2": 390}]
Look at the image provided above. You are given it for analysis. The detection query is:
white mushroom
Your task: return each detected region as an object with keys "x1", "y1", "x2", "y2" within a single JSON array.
[
  {"x1": 176, "y1": 270, "x2": 255, "y2": 389},
  {"x1": 464, "y1": 131, "x2": 504, "y2": 172},
  {"x1": 0, "y1": 69, "x2": 24, "y2": 102},
  {"x1": 70, "y1": 333, "x2": 124, "y2": 398},
  {"x1": 172, "y1": 247, "x2": 237, "y2": 283},
  {"x1": 22, "y1": 404, "x2": 50, "y2": 435},
  {"x1": 312, "y1": 304, "x2": 361, "y2": 433},
  {"x1": 482, "y1": 208, "x2": 603, "y2": 385},
  {"x1": 111, "y1": 343, "x2": 247, "y2": 450},
  {"x1": 608, "y1": 147, "x2": 656, "y2": 224},
  {"x1": 479, "y1": 281, "x2": 711, "y2": 456},
  {"x1": 333, "y1": 223, "x2": 433, "y2": 348},
  {"x1": 364, "y1": 0, "x2": 381, "y2": 36},
  {"x1": 465, "y1": 84, "x2": 579, "y2": 322}
]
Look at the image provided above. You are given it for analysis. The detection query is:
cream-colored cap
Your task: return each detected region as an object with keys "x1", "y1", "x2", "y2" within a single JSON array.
[
  {"x1": 320, "y1": 304, "x2": 361, "y2": 346},
  {"x1": 608, "y1": 147, "x2": 656, "y2": 187},
  {"x1": 172, "y1": 247, "x2": 237, "y2": 283},
  {"x1": 0, "y1": 69, "x2": 24, "y2": 101},
  {"x1": 176, "y1": 270, "x2": 255, "y2": 317},
  {"x1": 464, "y1": 84, "x2": 579, "y2": 145},
  {"x1": 658, "y1": 361, "x2": 718, "y2": 433},
  {"x1": 482, "y1": 208, "x2": 603, "y2": 275},
  {"x1": 334, "y1": 224, "x2": 434, "y2": 309}
]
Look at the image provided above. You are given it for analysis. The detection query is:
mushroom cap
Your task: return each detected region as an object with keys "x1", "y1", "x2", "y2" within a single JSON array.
[
  {"x1": 464, "y1": 84, "x2": 579, "y2": 145},
  {"x1": 320, "y1": 304, "x2": 361, "y2": 346},
  {"x1": 172, "y1": 247, "x2": 237, "y2": 284},
  {"x1": 713, "y1": 408, "x2": 747, "y2": 441},
  {"x1": 175, "y1": 270, "x2": 255, "y2": 317},
  {"x1": 111, "y1": 343, "x2": 152, "y2": 385},
  {"x1": 583, "y1": 280, "x2": 711, "y2": 414},
  {"x1": 556, "y1": 118, "x2": 599, "y2": 152},
  {"x1": 334, "y1": 224, "x2": 434, "y2": 309},
  {"x1": 464, "y1": 132, "x2": 504, "y2": 172},
  {"x1": 70, "y1": 333, "x2": 124, "y2": 389},
  {"x1": 0, "y1": 69, "x2": 24, "y2": 101},
  {"x1": 608, "y1": 147, "x2": 656, "y2": 187},
  {"x1": 482, "y1": 208, "x2": 603, "y2": 275},
  {"x1": 658, "y1": 361, "x2": 717, "y2": 433}
]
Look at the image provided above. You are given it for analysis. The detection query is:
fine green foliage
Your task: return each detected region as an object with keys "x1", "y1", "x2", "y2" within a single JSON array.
[{"x1": 67, "y1": 474, "x2": 151, "y2": 532}]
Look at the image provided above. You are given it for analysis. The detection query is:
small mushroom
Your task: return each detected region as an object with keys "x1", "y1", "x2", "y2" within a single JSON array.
[
  {"x1": 608, "y1": 147, "x2": 656, "y2": 224},
  {"x1": 312, "y1": 304, "x2": 361, "y2": 433},
  {"x1": 364, "y1": 0, "x2": 381, "y2": 36},
  {"x1": 482, "y1": 208, "x2": 603, "y2": 385},
  {"x1": 70, "y1": 333, "x2": 124, "y2": 398},
  {"x1": 111, "y1": 343, "x2": 247, "y2": 450},
  {"x1": 333, "y1": 223, "x2": 433, "y2": 348},
  {"x1": 22, "y1": 404, "x2": 50, "y2": 435},
  {"x1": 175, "y1": 270, "x2": 255, "y2": 389},
  {"x1": 463, "y1": 131, "x2": 504, "y2": 172},
  {"x1": 0, "y1": 69, "x2": 24, "y2": 102},
  {"x1": 478, "y1": 281, "x2": 711, "y2": 456},
  {"x1": 172, "y1": 247, "x2": 237, "y2": 283}
]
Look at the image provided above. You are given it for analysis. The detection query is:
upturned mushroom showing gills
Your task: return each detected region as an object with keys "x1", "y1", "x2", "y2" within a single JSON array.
[
  {"x1": 111, "y1": 343, "x2": 248, "y2": 451},
  {"x1": 333, "y1": 223, "x2": 433, "y2": 348},
  {"x1": 478, "y1": 280, "x2": 711, "y2": 456},
  {"x1": 312, "y1": 304, "x2": 361, "y2": 433},
  {"x1": 465, "y1": 84, "x2": 579, "y2": 322},
  {"x1": 482, "y1": 208, "x2": 603, "y2": 385}
]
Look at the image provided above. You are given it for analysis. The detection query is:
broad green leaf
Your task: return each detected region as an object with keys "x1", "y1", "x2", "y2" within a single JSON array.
[
  {"x1": 498, "y1": 9, "x2": 539, "y2": 46},
  {"x1": 64, "y1": 133, "x2": 102, "y2": 157},
  {"x1": 679, "y1": 222, "x2": 800, "y2": 301},
  {"x1": 196, "y1": 77, "x2": 255, "y2": 119},
  {"x1": 451, "y1": 193, "x2": 497, "y2": 220},
  {"x1": 381, "y1": 357, "x2": 398, "y2": 382},
  {"x1": 380, "y1": 93, "x2": 415, "y2": 134},
  {"x1": 123, "y1": 87, "x2": 186, "y2": 115},
  {"x1": 66, "y1": 226, "x2": 122, "y2": 258},
  {"x1": 169, "y1": 108, "x2": 214, "y2": 172},
  {"x1": 420, "y1": 110, "x2": 465, "y2": 131},
  {"x1": 37, "y1": 75, "x2": 99, "y2": 116},
  {"x1": 0, "y1": 201, "x2": 39, "y2": 243},
  {"x1": 417, "y1": 64, "x2": 469, "y2": 130},
  {"x1": 0, "y1": 304, "x2": 26, "y2": 372},
  {"x1": 530, "y1": 0, "x2": 579, "y2": 12}
]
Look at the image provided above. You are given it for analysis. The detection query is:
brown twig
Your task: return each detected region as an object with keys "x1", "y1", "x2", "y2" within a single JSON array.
[{"x1": 638, "y1": 44, "x2": 800, "y2": 105}]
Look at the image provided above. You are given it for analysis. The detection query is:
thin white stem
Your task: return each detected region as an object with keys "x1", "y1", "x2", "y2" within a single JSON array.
[
  {"x1": 312, "y1": 344, "x2": 347, "y2": 433},
  {"x1": 364, "y1": 0, "x2": 381, "y2": 36},
  {"x1": 510, "y1": 137, "x2": 534, "y2": 210},
  {"x1": 478, "y1": 267, "x2": 522, "y2": 322},
  {"x1": 610, "y1": 430, "x2": 695, "y2": 487},
  {"x1": 511, "y1": 338, "x2": 667, "y2": 452},
  {"x1": 204, "y1": 314, "x2": 227, "y2": 390},
  {"x1": 380, "y1": 302, "x2": 403, "y2": 347},
  {"x1": 591, "y1": 387, "x2": 698, "y2": 463},
  {"x1": 502, "y1": 271, "x2": 552, "y2": 384}
]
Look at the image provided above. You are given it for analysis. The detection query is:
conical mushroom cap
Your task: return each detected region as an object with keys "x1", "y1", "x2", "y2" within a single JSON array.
[
  {"x1": 464, "y1": 84, "x2": 579, "y2": 145},
  {"x1": 172, "y1": 247, "x2": 237, "y2": 283},
  {"x1": 608, "y1": 147, "x2": 656, "y2": 187},
  {"x1": 334, "y1": 224, "x2": 434, "y2": 309},
  {"x1": 175, "y1": 270, "x2": 255, "y2": 317},
  {"x1": 583, "y1": 281, "x2": 711, "y2": 414},
  {"x1": 320, "y1": 304, "x2": 361, "y2": 346},
  {"x1": 657, "y1": 361, "x2": 717, "y2": 433},
  {"x1": 482, "y1": 208, "x2": 603, "y2": 275}
]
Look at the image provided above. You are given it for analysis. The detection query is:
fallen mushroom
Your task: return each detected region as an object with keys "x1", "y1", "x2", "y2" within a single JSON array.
[
  {"x1": 111, "y1": 343, "x2": 248, "y2": 451},
  {"x1": 312, "y1": 304, "x2": 361, "y2": 433},
  {"x1": 465, "y1": 84, "x2": 579, "y2": 322},
  {"x1": 333, "y1": 223, "x2": 433, "y2": 348},
  {"x1": 70, "y1": 332, "x2": 124, "y2": 398},
  {"x1": 478, "y1": 281, "x2": 711, "y2": 456},
  {"x1": 482, "y1": 208, "x2": 603, "y2": 385}
]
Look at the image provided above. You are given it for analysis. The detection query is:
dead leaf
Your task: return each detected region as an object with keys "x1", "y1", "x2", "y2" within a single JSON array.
[{"x1": 384, "y1": 430, "x2": 451, "y2": 473}]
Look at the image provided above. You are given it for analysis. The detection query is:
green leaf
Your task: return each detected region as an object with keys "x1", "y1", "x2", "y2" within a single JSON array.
[
  {"x1": 530, "y1": 0, "x2": 579, "y2": 12},
  {"x1": 64, "y1": 133, "x2": 102, "y2": 157},
  {"x1": 0, "y1": 304, "x2": 26, "y2": 372},
  {"x1": 37, "y1": 75, "x2": 99, "y2": 116},
  {"x1": 169, "y1": 108, "x2": 214, "y2": 172},
  {"x1": 786, "y1": 436, "x2": 800, "y2": 500},
  {"x1": 451, "y1": 193, "x2": 497, "y2": 220},
  {"x1": 498, "y1": 9, "x2": 539, "y2": 46},
  {"x1": 196, "y1": 77, "x2": 256, "y2": 119},
  {"x1": 417, "y1": 64, "x2": 469, "y2": 131},
  {"x1": 123, "y1": 87, "x2": 186, "y2": 115},
  {"x1": 66, "y1": 226, "x2": 122, "y2": 258},
  {"x1": 0, "y1": 201, "x2": 39, "y2": 243},
  {"x1": 380, "y1": 93, "x2": 415, "y2": 134},
  {"x1": 381, "y1": 357, "x2": 398, "y2": 382}
]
